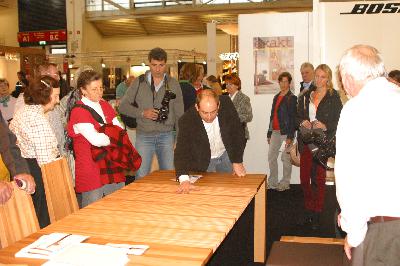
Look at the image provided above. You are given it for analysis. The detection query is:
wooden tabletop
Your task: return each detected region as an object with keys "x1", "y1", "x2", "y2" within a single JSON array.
[{"x1": 0, "y1": 170, "x2": 266, "y2": 265}]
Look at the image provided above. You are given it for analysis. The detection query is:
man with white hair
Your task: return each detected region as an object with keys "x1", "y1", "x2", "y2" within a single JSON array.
[
  {"x1": 299, "y1": 62, "x2": 315, "y2": 93},
  {"x1": 336, "y1": 44, "x2": 400, "y2": 265}
]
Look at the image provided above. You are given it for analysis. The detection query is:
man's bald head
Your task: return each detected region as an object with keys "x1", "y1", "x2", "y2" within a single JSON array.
[{"x1": 195, "y1": 90, "x2": 220, "y2": 123}]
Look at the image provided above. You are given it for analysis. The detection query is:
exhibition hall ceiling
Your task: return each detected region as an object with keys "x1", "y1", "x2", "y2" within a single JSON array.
[{"x1": 86, "y1": 0, "x2": 313, "y2": 37}]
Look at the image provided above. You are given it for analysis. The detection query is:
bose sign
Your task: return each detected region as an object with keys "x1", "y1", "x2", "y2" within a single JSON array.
[{"x1": 341, "y1": 3, "x2": 400, "y2": 14}]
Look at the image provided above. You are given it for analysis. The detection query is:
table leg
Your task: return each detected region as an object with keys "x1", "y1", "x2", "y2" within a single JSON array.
[{"x1": 254, "y1": 180, "x2": 266, "y2": 262}]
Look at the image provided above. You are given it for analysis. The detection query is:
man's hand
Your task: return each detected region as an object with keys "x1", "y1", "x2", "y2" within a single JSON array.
[
  {"x1": 344, "y1": 236, "x2": 352, "y2": 260},
  {"x1": 14, "y1": 173, "x2": 36, "y2": 194},
  {"x1": 143, "y1": 108, "x2": 159, "y2": 121},
  {"x1": 176, "y1": 181, "x2": 198, "y2": 194},
  {"x1": 301, "y1": 120, "x2": 312, "y2": 129},
  {"x1": 337, "y1": 213, "x2": 342, "y2": 227},
  {"x1": 0, "y1": 181, "x2": 13, "y2": 205},
  {"x1": 232, "y1": 163, "x2": 246, "y2": 177},
  {"x1": 312, "y1": 120, "x2": 327, "y2": 131},
  {"x1": 285, "y1": 138, "x2": 293, "y2": 148}
]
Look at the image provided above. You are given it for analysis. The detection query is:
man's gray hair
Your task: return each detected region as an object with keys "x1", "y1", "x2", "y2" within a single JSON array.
[
  {"x1": 339, "y1": 44, "x2": 386, "y2": 82},
  {"x1": 300, "y1": 62, "x2": 314, "y2": 71}
]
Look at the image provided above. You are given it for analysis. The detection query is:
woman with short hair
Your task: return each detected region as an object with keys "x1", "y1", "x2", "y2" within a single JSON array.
[
  {"x1": 0, "y1": 78, "x2": 17, "y2": 122},
  {"x1": 179, "y1": 63, "x2": 198, "y2": 111},
  {"x1": 67, "y1": 70, "x2": 126, "y2": 208},
  {"x1": 10, "y1": 75, "x2": 61, "y2": 228},
  {"x1": 225, "y1": 74, "x2": 253, "y2": 142},
  {"x1": 267, "y1": 72, "x2": 297, "y2": 192}
]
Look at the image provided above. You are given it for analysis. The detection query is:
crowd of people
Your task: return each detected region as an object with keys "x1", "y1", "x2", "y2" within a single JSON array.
[{"x1": 0, "y1": 44, "x2": 399, "y2": 265}]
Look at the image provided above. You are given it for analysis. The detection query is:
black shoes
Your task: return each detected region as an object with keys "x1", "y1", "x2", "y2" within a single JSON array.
[{"x1": 297, "y1": 210, "x2": 321, "y2": 230}]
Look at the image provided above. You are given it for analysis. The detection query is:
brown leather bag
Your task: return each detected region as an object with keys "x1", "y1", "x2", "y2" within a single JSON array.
[{"x1": 286, "y1": 142, "x2": 300, "y2": 167}]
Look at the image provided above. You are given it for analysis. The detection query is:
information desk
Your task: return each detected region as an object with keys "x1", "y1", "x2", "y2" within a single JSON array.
[{"x1": 0, "y1": 170, "x2": 266, "y2": 265}]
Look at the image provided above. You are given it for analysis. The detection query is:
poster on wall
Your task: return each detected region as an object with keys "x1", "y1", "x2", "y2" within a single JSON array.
[{"x1": 253, "y1": 36, "x2": 294, "y2": 94}]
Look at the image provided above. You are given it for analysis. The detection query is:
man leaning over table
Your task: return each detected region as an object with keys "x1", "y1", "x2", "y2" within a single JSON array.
[
  {"x1": 0, "y1": 110, "x2": 36, "y2": 204},
  {"x1": 336, "y1": 44, "x2": 400, "y2": 265},
  {"x1": 174, "y1": 90, "x2": 246, "y2": 193}
]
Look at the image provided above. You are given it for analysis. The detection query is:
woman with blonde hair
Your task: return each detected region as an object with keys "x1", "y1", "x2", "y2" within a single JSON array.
[
  {"x1": 205, "y1": 75, "x2": 223, "y2": 95},
  {"x1": 297, "y1": 64, "x2": 342, "y2": 229}
]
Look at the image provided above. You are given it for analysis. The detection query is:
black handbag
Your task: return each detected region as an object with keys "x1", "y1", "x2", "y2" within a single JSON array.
[
  {"x1": 120, "y1": 113, "x2": 137, "y2": 128},
  {"x1": 119, "y1": 75, "x2": 144, "y2": 128}
]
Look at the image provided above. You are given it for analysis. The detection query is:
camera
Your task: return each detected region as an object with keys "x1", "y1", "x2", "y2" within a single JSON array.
[
  {"x1": 300, "y1": 125, "x2": 336, "y2": 169},
  {"x1": 155, "y1": 90, "x2": 176, "y2": 123}
]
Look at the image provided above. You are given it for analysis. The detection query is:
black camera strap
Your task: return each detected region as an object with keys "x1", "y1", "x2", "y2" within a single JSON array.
[
  {"x1": 132, "y1": 74, "x2": 145, "y2": 108},
  {"x1": 150, "y1": 74, "x2": 170, "y2": 104}
]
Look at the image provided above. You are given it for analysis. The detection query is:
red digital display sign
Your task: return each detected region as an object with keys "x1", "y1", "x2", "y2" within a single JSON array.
[{"x1": 17, "y1": 29, "x2": 67, "y2": 43}]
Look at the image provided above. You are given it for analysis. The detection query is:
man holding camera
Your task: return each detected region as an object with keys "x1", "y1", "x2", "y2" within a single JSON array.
[
  {"x1": 174, "y1": 90, "x2": 246, "y2": 193},
  {"x1": 119, "y1": 47, "x2": 184, "y2": 179}
]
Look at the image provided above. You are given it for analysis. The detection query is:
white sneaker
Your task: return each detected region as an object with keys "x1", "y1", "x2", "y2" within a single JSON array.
[
  {"x1": 267, "y1": 182, "x2": 278, "y2": 190},
  {"x1": 276, "y1": 183, "x2": 290, "y2": 191}
]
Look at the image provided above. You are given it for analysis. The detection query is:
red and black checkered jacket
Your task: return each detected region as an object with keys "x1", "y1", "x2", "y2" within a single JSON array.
[{"x1": 91, "y1": 124, "x2": 141, "y2": 185}]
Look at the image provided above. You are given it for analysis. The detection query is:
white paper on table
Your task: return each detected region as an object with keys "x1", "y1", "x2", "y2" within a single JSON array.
[
  {"x1": 189, "y1": 175, "x2": 202, "y2": 183},
  {"x1": 42, "y1": 243, "x2": 129, "y2": 266},
  {"x1": 106, "y1": 243, "x2": 149, "y2": 255},
  {"x1": 15, "y1": 233, "x2": 89, "y2": 259},
  {"x1": 170, "y1": 175, "x2": 203, "y2": 184}
]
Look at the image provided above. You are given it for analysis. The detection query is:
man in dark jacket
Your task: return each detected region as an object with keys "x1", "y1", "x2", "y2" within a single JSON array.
[
  {"x1": 174, "y1": 90, "x2": 246, "y2": 193},
  {"x1": 299, "y1": 62, "x2": 315, "y2": 93}
]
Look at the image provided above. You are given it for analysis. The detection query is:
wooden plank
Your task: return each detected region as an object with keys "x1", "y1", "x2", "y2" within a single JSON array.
[
  {"x1": 85, "y1": 198, "x2": 246, "y2": 219},
  {"x1": 122, "y1": 182, "x2": 256, "y2": 197},
  {"x1": 254, "y1": 181, "x2": 266, "y2": 262},
  {"x1": 66, "y1": 208, "x2": 236, "y2": 232},
  {"x1": 110, "y1": 189, "x2": 253, "y2": 208},
  {"x1": 41, "y1": 222, "x2": 226, "y2": 249},
  {"x1": 41, "y1": 157, "x2": 79, "y2": 223},
  {"x1": 280, "y1": 236, "x2": 345, "y2": 245},
  {"x1": 0, "y1": 182, "x2": 39, "y2": 249},
  {"x1": 134, "y1": 171, "x2": 266, "y2": 189}
]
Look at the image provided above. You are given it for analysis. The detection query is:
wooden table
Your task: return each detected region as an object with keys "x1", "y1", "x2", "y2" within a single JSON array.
[{"x1": 0, "y1": 170, "x2": 266, "y2": 265}]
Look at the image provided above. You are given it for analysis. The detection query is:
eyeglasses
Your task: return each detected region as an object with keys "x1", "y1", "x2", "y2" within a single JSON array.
[
  {"x1": 226, "y1": 83, "x2": 236, "y2": 87},
  {"x1": 88, "y1": 86, "x2": 104, "y2": 92}
]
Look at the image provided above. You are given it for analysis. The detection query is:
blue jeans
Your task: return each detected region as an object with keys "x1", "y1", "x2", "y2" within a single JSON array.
[
  {"x1": 135, "y1": 131, "x2": 175, "y2": 179},
  {"x1": 207, "y1": 151, "x2": 232, "y2": 173}
]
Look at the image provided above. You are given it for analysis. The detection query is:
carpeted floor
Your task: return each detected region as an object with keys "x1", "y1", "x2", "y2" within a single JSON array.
[
  {"x1": 266, "y1": 184, "x2": 345, "y2": 259},
  {"x1": 206, "y1": 183, "x2": 345, "y2": 266}
]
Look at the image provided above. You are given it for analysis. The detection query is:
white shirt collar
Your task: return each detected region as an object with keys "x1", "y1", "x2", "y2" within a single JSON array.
[
  {"x1": 81, "y1": 96, "x2": 106, "y2": 122},
  {"x1": 230, "y1": 91, "x2": 239, "y2": 101}
]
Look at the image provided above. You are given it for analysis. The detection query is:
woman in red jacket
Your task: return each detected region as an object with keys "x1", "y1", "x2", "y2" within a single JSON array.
[{"x1": 67, "y1": 70, "x2": 125, "y2": 207}]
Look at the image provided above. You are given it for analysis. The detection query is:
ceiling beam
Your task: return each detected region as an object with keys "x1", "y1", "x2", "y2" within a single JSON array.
[{"x1": 86, "y1": 0, "x2": 312, "y2": 21}]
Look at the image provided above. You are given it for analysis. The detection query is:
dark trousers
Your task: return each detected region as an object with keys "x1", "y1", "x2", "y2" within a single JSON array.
[
  {"x1": 352, "y1": 220, "x2": 400, "y2": 266},
  {"x1": 300, "y1": 145, "x2": 326, "y2": 212},
  {"x1": 26, "y1": 158, "x2": 50, "y2": 228}
]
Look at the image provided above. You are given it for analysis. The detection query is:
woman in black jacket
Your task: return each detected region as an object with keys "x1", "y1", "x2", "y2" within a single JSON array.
[
  {"x1": 297, "y1": 64, "x2": 342, "y2": 229},
  {"x1": 267, "y1": 72, "x2": 297, "y2": 191}
]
